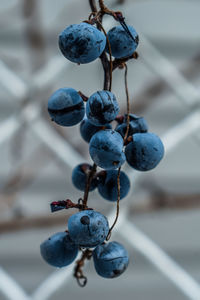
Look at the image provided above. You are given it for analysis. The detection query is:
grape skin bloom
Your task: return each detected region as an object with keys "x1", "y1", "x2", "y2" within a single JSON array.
[
  {"x1": 48, "y1": 88, "x2": 85, "y2": 126},
  {"x1": 72, "y1": 163, "x2": 98, "y2": 191},
  {"x1": 116, "y1": 113, "x2": 148, "y2": 138},
  {"x1": 89, "y1": 129, "x2": 126, "y2": 170},
  {"x1": 93, "y1": 241, "x2": 129, "y2": 278},
  {"x1": 68, "y1": 210, "x2": 109, "y2": 248},
  {"x1": 86, "y1": 90, "x2": 119, "y2": 126},
  {"x1": 106, "y1": 25, "x2": 139, "y2": 59},
  {"x1": 97, "y1": 170, "x2": 130, "y2": 201},
  {"x1": 40, "y1": 232, "x2": 78, "y2": 268},
  {"x1": 59, "y1": 23, "x2": 106, "y2": 64},
  {"x1": 80, "y1": 117, "x2": 112, "y2": 143},
  {"x1": 125, "y1": 132, "x2": 164, "y2": 171}
]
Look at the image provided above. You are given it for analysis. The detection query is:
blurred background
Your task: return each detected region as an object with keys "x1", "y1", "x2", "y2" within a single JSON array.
[{"x1": 0, "y1": 0, "x2": 200, "y2": 299}]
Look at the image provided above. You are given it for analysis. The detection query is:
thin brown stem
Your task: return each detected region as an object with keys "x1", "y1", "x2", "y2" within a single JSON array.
[
  {"x1": 82, "y1": 0, "x2": 113, "y2": 210},
  {"x1": 50, "y1": 199, "x2": 93, "y2": 212},
  {"x1": 99, "y1": 0, "x2": 106, "y2": 10},
  {"x1": 106, "y1": 167, "x2": 121, "y2": 240},
  {"x1": 96, "y1": 20, "x2": 113, "y2": 91},
  {"x1": 113, "y1": 52, "x2": 139, "y2": 70},
  {"x1": 99, "y1": 52, "x2": 111, "y2": 90},
  {"x1": 89, "y1": 0, "x2": 98, "y2": 12},
  {"x1": 106, "y1": 64, "x2": 130, "y2": 238},
  {"x1": 89, "y1": 0, "x2": 111, "y2": 91},
  {"x1": 74, "y1": 249, "x2": 93, "y2": 287},
  {"x1": 82, "y1": 163, "x2": 97, "y2": 208},
  {"x1": 123, "y1": 64, "x2": 130, "y2": 142}
]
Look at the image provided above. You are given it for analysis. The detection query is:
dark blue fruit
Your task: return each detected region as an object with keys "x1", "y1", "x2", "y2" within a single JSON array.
[
  {"x1": 59, "y1": 23, "x2": 106, "y2": 64},
  {"x1": 125, "y1": 132, "x2": 164, "y2": 171},
  {"x1": 72, "y1": 163, "x2": 98, "y2": 191},
  {"x1": 80, "y1": 118, "x2": 112, "y2": 143},
  {"x1": 48, "y1": 88, "x2": 85, "y2": 126},
  {"x1": 68, "y1": 210, "x2": 109, "y2": 248},
  {"x1": 89, "y1": 129, "x2": 125, "y2": 170},
  {"x1": 86, "y1": 91, "x2": 119, "y2": 126},
  {"x1": 106, "y1": 25, "x2": 139, "y2": 58},
  {"x1": 116, "y1": 114, "x2": 148, "y2": 138},
  {"x1": 40, "y1": 232, "x2": 78, "y2": 268},
  {"x1": 97, "y1": 170, "x2": 130, "y2": 201},
  {"x1": 93, "y1": 241, "x2": 129, "y2": 278}
]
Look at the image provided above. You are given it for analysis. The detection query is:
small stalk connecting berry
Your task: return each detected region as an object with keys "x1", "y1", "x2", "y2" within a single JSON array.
[{"x1": 40, "y1": 0, "x2": 164, "y2": 287}]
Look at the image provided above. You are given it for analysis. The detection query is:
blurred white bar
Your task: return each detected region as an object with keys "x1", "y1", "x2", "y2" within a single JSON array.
[
  {"x1": 0, "y1": 0, "x2": 18, "y2": 14},
  {"x1": 0, "y1": 103, "x2": 41, "y2": 146},
  {"x1": 0, "y1": 55, "x2": 71, "y2": 144},
  {"x1": 0, "y1": 55, "x2": 70, "y2": 102},
  {"x1": 120, "y1": 222, "x2": 200, "y2": 300},
  {"x1": 127, "y1": 110, "x2": 200, "y2": 183},
  {"x1": 0, "y1": 116, "x2": 21, "y2": 145},
  {"x1": 32, "y1": 56, "x2": 70, "y2": 91},
  {"x1": 161, "y1": 110, "x2": 200, "y2": 152},
  {"x1": 103, "y1": 18, "x2": 200, "y2": 108},
  {"x1": 140, "y1": 34, "x2": 200, "y2": 108},
  {"x1": 32, "y1": 261, "x2": 75, "y2": 300},
  {"x1": 0, "y1": 267, "x2": 31, "y2": 300},
  {"x1": 30, "y1": 118, "x2": 84, "y2": 169},
  {"x1": 0, "y1": 61, "x2": 27, "y2": 101}
]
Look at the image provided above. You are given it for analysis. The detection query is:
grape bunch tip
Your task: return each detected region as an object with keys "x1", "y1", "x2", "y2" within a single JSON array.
[{"x1": 40, "y1": 0, "x2": 164, "y2": 287}]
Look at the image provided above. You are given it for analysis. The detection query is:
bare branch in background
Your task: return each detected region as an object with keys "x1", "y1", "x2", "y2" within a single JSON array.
[
  {"x1": 130, "y1": 53, "x2": 200, "y2": 114},
  {"x1": 116, "y1": 0, "x2": 126, "y2": 4},
  {"x1": 0, "y1": 144, "x2": 55, "y2": 216},
  {"x1": 0, "y1": 193, "x2": 199, "y2": 233},
  {"x1": 23, "y1": 0, "x2": 46, "y2": 72},
  {"x1": 0, "y1": 213, "x2": 71, "y2": 234}
]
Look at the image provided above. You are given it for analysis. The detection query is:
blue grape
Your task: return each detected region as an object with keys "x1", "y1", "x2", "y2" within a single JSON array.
[
  {"x1": 106, "y1": 25, "x2": 139, "y2": 58},
  {"x1": 40, "y1": 232, "x2": 78, "y2": 268},
  {"x1": 125, "y1": 132, "x2": 164, "y2": 171},
  {"x1": 59, "y1": 23, "x2": 106, "y2": 64},
  {"x1": 68, "y1": 210, "x2": 109, "y2": 248},
  {"x1": 86, "y1": 91, "x2": 119, "y2": 126},
  {"x1": 48, "y1": 88, "x2": 85, "y2": 126},
  {"x1": 97, "y1": 170, "x2": 130, "y2": 201},
  {"x1": 72, "y1": 163, "x2": 98, "y2": 191},
  {"x1": 89, "y1": 129, "x2": 125, "y2": 170},
  {"x1": 93, "y1": 241, "x2": 129, "y2": 278},
  {"x1": 116, "y1": 114, "x2": 148, "y2": 138},
  {"x1": 80, "y1": 118, "x2": 112, "y2": 143}
]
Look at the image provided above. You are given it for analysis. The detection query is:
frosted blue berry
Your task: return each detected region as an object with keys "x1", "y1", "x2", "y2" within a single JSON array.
[
  {"x1": 80, "y1": 118, "x2": 112, "y2": 143},
  {"x1": 93, "y1": 241, "x2": 129, "y2": 278},
  {"x1": 86, "y1": 91, "x2": 119, "y2": 126},
  {"x1": 125, "y1": 132, "x2": 164, "y2": 171},
  {"x1": 72, "y1": 163, "x2": 98, "y2": 191},
  {"x1": 106, "y1": 25, "x2": 139, "y2": 58},
  {"x1": 116, "y1": 114, "x2": 148, "y2": 138},
  {"x1": 68, "y1": 210, "x2": 109, "y2": 248},
  {"x1": 59, "y1": 23, "x2": 106, "y2": 64},
  {"x1": 89, "y1": 129, "x2": 125, "y2": 170},
  {"x1": 48, "y1": 88, "x2": 85, "y2": 126},
  {"x1": 97, "y1": 170, "x2": 130, "y2": 201},
  {"x1": 40, "y1": 232, "x2": 78, "y2": 268}
]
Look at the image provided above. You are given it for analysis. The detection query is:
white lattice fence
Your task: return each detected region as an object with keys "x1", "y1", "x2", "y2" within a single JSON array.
[{"x1": 0, "y1": 1, "x2": 200, "y2": 300}]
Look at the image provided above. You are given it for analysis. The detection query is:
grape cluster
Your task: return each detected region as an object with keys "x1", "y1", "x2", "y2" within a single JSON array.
[{"x1": 40, "y1": 1, "x2": 164, "y2": 287}]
